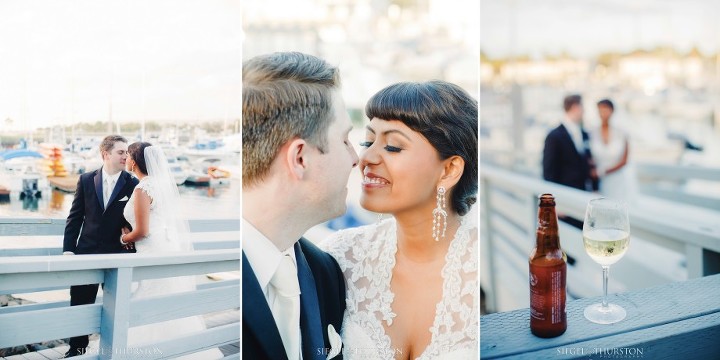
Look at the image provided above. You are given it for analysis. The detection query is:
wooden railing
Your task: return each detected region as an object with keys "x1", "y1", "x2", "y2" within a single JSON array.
[
  {"x1": 480, "y1": 163, "x2": 720, "y2": 313},
  {"x1": 0, "y1": 218, "x2": 240, "y2": 359},
  {"x1": 480, "y1": 148, "x2": 720, "y2": 210},
  {"x1": 481, "y1": 273, "x2": 720, "y2": 359}
]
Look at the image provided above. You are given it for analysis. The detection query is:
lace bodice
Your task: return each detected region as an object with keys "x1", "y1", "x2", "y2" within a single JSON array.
[
  {"x1": 321, "y1": 218, "x2": 478, "y2": 360},
  {"x1": 124, "y1": 176, "x2": 180, "y2": 253}
]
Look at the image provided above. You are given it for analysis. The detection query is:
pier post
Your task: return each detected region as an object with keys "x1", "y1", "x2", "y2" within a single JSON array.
[{"x1": 99, "y1": 267, "x2": 133, "y2": 359}]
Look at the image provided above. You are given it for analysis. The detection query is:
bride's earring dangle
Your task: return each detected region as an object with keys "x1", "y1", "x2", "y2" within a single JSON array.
[{"x1": 432, "y1": 186, "x2": 447, "y2": 242}]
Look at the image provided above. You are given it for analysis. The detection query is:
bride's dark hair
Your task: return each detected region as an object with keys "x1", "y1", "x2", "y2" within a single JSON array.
[
  {"x1": 128, "y1": 142, "x2": 153, "y2": 175},
  {"x1": 365, "y1": 81, "x2": 478, "y2": 216}
]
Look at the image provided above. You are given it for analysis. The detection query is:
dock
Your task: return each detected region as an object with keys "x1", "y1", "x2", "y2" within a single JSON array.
[
  {"x1": 47, "y1": 175, "x2": 80, "y2": 193},
  {"x1": 0, "y1": 217, "x2": 240, "y2": 359}
]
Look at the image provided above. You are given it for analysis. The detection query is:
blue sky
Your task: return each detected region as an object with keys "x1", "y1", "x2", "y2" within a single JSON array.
[{"x1": 481, "y1": 0, "x2": 720, "y2": 58}]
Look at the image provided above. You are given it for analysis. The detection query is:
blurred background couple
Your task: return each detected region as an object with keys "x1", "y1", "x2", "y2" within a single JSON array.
[
  {"x1": 543, "y1": 94, "x2": 634, "y2": 206},
  {"x1": 242, "y1": 52, "x2": 478, "y2": 359}
]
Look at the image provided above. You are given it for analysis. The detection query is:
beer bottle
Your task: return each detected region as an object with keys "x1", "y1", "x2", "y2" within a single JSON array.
[{"x1": 529, "y1": 194, "x2": 567, "y2": 337}]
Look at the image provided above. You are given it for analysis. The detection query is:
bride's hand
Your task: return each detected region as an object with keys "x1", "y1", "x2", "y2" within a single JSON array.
[{"x1": 122, "y1": 227, "x2": 130, "y2": 235}]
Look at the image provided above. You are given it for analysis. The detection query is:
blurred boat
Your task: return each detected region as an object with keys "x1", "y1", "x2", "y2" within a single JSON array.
[
  {"x1": 0, "y1": 150, "x2": 49, "y2": 199},
  {"x1": 167, "y1": 156, "x2": 189, "y2": 185}
]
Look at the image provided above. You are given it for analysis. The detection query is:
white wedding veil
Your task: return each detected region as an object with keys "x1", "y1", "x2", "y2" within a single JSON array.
[{"x1": 143, "y1": 145, "x2": 193, "y2": 252}]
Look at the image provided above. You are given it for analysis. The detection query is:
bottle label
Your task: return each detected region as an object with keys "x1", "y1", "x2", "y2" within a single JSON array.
[{"x1": 530, "y1": 263, "x2": 566, "y2": 324}]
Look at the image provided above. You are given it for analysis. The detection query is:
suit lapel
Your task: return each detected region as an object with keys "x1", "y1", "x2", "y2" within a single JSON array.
[
  {"x1": 295, "y1": 242, "x2": 325, "y2": 360},
  {"x1": 106, "y1": 172, "x2": 128, "y2": 210},
  {"x1": 93, "y1": 170, "x2": 104, "y2": 211},
  {"x1": 558, "y1": 124, "x2": 582, "y2": 159},
  {"x1": 242, "y1": 253, "x2": 288, "y2": 360}
]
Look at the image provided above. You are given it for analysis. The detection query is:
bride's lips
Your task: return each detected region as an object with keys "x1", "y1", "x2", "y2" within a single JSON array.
[{"x1": 362, "y1": 172, "x2": 390, "y2": 189}]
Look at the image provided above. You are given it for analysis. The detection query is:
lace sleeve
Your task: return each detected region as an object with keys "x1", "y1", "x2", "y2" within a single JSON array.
[{"x1": 135, "y1": 178, "x2": 156, "y2": 208}]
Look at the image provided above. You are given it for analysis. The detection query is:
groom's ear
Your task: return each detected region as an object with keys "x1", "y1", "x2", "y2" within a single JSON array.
[
  {"x1": 284, "y1": 138, "x2": 309, "y2": 180},
  {"x1": 439, "y1": 155, "x2": 464, "y2": 189}
]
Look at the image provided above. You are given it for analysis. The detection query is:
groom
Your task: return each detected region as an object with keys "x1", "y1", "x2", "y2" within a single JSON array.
[
  {"x1": 62, "y1": 135, "x2": 139, "y2": 357},
  {"x1": 242, "y1": 52, "x2": 358, "y2": 360}
]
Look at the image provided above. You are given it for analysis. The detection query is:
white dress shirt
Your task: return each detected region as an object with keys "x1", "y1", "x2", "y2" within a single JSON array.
[
  {"x1": 241, "y1": 218, "x2": 299, "y2": 308},
  {"x1": 102, "y1": 168, "x2": 122, "y2": 208},
  {"x1": 242, "y1": 218, "x2": 303, "y2": 359},
  {"x1": 561, "y1": 116, "x2": 585, "y2": 154}
]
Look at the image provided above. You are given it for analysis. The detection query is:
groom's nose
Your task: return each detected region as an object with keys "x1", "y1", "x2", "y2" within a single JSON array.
[{"x1": 350, "y1": 147, "x2": 359, "y2": 168}]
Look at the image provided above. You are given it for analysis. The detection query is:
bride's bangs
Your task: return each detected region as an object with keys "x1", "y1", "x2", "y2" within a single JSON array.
[{"x1": 364, "y1": 82, "x2": 426, "y2": 129}]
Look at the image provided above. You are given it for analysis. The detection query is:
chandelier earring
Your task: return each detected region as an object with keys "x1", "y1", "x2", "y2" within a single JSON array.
[{"x1": 432, "y1": 186, "x2": 447, "y2": 241}]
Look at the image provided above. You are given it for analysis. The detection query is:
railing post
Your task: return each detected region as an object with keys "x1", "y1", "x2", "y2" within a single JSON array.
[
  {"x1": 480, "y1": 177, "x2": 497, "y2": 313},
  {"x1": 99, "y1": 267, "x2": 133, "y2": 359},
  {"x1": 686, "y1": 244, "x2": 704, "y2": 279}
]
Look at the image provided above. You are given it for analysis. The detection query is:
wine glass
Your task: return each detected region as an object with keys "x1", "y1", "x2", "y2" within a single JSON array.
[{"x1": 582, "y1": 198, "x2": 630, "y2": 324}]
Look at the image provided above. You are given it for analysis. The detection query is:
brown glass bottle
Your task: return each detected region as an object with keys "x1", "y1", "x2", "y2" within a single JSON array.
[{"x1": 529, "y1": 194, "x2": 567, "y2": 338}]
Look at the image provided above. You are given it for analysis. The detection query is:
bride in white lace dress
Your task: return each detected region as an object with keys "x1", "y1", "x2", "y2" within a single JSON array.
[
  {"x1": 120, "y1": 142, "x2": 222, "y2": 359},
  {"x1": 321, "y1": 81, "x2": 478, "y2": 360}
]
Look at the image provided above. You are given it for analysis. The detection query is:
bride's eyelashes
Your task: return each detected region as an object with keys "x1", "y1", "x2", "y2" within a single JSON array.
[{"x1": 359, "y1": 141, "x2": 403, "y2": 153}]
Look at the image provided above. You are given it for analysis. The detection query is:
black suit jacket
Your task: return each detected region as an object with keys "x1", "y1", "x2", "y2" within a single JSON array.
[
  {"x1": 243, "y1": 238, "x2": 346, "y2": 360},
  {"x1": 543, "y1": 124, "x2": 598, "y2": 191},
  {"x1": 63, "y1": 168, "x2": 139, "y2": 254}
]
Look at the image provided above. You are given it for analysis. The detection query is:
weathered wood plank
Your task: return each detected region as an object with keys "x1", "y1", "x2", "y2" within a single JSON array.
[
  {"x1": 0, "y1": 250, "x2": 239, "y2": 274},
  {"x1": 129, "y1": 284, "x2": 240, "y2": 326},
  {"x1": 0, "y1": 218, "x2": 237, "y2": 237},
  {"x1": 489, "y1": 188, "x2": 532, "y2": 231},
  {"x1": 131, "y1": 260, "x2": 239, "y2": 281},
  {"x1": 0, "y1": 304, "x2": 101, "y2": 348},
  {"x1": 496, "y1": 312, "x2": 720, "y2": 359},
  {"x1": 1, "y1": 239, "x2": 239, "y2": 256},
  {"x1": 0, "y1": 219, "x2": 66, "y2": 236},
  {"x1": 132, "y1": 323, "x2": 239, "y2": 358},
  {"x1": 187, "y1": 219, "x2": 240, "y2": 233},
  {"x1": 0, "y1": 270, "x2": 104, "y2": 295},
  {"x1": 481, "y1": 274, "x2": 720, "y2": 359},
  {"x1": 0, "y1": 280, "x2": 234, "y2": 315}
]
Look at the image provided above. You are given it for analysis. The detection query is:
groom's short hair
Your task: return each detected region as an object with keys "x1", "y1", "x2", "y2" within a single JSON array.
[
  {"x1": 242, "y1": 52, "x2": 340, "y2": 187},
  {"x1": 100, "y1": 135, "x2": 128, "y2": 155}
]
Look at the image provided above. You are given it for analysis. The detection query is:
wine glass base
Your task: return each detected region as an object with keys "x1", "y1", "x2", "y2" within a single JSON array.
[{"x1": 584, "y1": 303, "x2": 626, "y2": 324}]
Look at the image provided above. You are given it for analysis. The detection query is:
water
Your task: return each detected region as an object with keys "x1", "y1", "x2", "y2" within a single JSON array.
[{"x1": 0, "y1": 180, "x2": 240, "y2": 220}]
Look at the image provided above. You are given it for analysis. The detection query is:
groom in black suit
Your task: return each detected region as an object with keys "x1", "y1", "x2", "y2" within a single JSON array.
[
  {"x1": 242, "y1": 52, "x2": 359, "y2": 360},
  {"x1": 543, "y1": 94, "x2": 599, "y2": 227},
  {"x1": 543, "y1": 94, "x2": 599, "y2": 192},
  {"x1": 62, "y1": 135, "x2": 139, "y2": 357}
]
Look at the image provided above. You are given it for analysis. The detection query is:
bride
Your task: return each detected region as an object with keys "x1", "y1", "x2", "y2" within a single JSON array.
[
  {"x1": 119, "y1": 142, "x2": 223, "y2": 359},
  {"x1": 322, "y1": 81, "x2": 478, "y2": 360}
]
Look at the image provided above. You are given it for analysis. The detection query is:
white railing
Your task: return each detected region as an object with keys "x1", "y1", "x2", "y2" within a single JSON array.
[
  {"x1": 480, "y1": 148, "x2": 720, "y2": 210},
  {"x1": 480, "y1": 163, "x2": 720, "y2": 313},
  {"x1": 0, "y1": 218, "x2": 240, "y2": 359}
]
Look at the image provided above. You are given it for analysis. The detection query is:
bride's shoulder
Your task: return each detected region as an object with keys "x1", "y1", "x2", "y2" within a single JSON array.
[{"x1": 133, "y1": 176, "x2": 158, "y2": 199}]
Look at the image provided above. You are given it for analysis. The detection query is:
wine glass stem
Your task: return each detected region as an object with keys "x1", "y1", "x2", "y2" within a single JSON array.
[{"x1": 602, "y1": 265, "x2": 610, "y2": 308}]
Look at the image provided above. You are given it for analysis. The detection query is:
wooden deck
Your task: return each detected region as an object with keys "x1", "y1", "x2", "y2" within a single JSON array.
[
  {"x1": 0, "y1": 310, "x2": 239, "y2": 359},
  {"x1": 481, "y1": 273, "x2": 720, "y2": 359}
]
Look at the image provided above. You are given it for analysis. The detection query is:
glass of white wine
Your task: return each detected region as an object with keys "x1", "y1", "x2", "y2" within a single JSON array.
[{"x1": 582, "y1": 198, "x2": 630, "y2": 324}]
